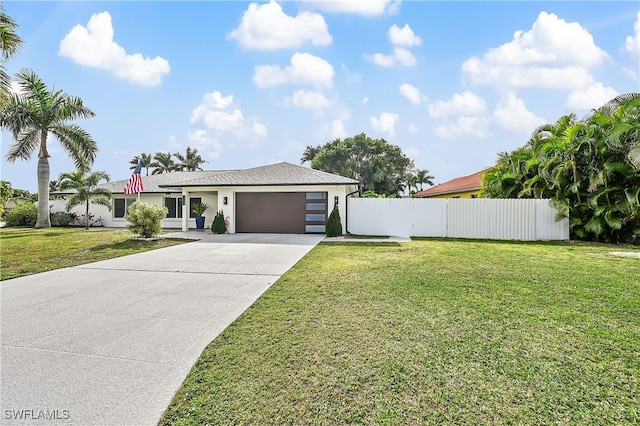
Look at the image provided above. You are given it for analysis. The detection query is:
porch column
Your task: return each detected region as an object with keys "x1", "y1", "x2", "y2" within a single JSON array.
[{"x1": 181, "y1": 190, "x2": 189, "y2": 232}]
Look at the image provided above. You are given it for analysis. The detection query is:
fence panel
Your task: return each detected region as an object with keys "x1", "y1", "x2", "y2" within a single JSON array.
[{"x1": 347, "y1": 197, "x2": 568, "y2": 240}]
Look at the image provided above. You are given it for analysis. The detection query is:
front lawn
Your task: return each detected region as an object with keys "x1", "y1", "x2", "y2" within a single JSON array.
[
  {"x1": 0, "y1": 227, "x2": 191, "y2": 280},
  {"x1": 161, "y1": 239, "x2": 640, "y2": 425}
]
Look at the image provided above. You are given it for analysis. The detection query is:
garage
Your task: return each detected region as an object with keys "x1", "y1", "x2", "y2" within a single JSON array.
[{"x1": 236, "y1": 192, "x2": 328, "y2": 233}]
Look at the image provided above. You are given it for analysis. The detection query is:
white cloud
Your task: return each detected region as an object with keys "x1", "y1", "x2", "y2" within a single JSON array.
[
  {"x1": 253, "y1": 52, "x2": 334, "y2": 88},
  {"x1": 388, "y1": 24, "x2": 421, "y2": 47},
  {"x1": 428, "y1": 91, "x2": 487, "y2": 118},
  {"x1": 300, "y1": 0, "x2": 400, "y2": 16},
  {"x1": 341, "y1": 63, "x2": 361, "y2": 84},
  {"x1": 370, "y1": 112, "x2": 399, "y2": 137},
  {"x1": 461, "y1": 11, "x2": 608, "y2": 90},
  {"x1": 434, "y1": 116, "x2": 490, "y2": 139},
  {"x1": 622, "y1": 66, "x2": 639, "y2": 81},
  {"x1": 287, "y1": 90, "x2": 334, "y2": 109},
  {"x1": 492, "y1": 93, "x2": 546, "y2": 132},
  {"x1": 408, "y1": 123, "x2": 418, "y2": 133},
  {"x1": 227, "y1": 0, "x2": 331, "y2": 49},
  {"x1": 625, "y1": 12, "x2": 640, "y2": 53},
  {"x1": 59, "y1": 12, "x2": 170, "y2": 87},
  {"x1": 329, "y1": 120, "x2": 347, "y2": 139},
  {"x1": 366, "y1": 47, "x2": 416, "y2": 67},
  {"x1": 399, "y1": 83, "x2": 423, "y2": 105},
  {"x1": 190, "y1": 90, "x2": 267, "y2": 141},
  {"x1": 188, "y1": 130, "x2": 222, "y2": 159},
  {"x1": 361, "y1": 96, "x2": 369, "y2": 105},
  {"x1": 366, "y1": 23, "x2": 420, "y2": 67},
  {"x1": 566, "y1": 83, "x2": 619, "y2": 110}
]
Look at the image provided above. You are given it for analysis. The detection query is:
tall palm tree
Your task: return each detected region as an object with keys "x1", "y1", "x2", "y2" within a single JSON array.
[
  {"x1": 129, "y1": 152, "x2": 154, "y2": 176},
  {"x1": 415, "y1": 169, "x2": 434, "y2": 191},
  {"x1": 151, "y1": 151, "x2": 176, "y2": 174},
  {"x1": 0, "y1": 4, "x2": 23, "y2": 105},
  {"x1": 1, "y1": 69, "x2": 97, "y2": 228},
  {"x1": 59, "y1": 170, "x2": 111, "y2": 230},
  {"x1": 174, "y1": 146, "x2": 208, "y2": 171}
]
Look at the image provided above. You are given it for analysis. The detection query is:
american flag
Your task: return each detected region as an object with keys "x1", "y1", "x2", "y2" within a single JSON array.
[{"x1": 123, "y1": 162, "x2": 144, "y2": 194}]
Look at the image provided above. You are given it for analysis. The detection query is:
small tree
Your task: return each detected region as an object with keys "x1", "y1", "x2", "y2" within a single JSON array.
[
  {"x1": 4, "y1": 200, "x2": 37, "y2": 227},
  {"x1": 125, "y1": 201, "x2": 167, "y2": 238},
  {"x1": 59, "y1": 170, "x2": 111, "y2": 229},
  {"x1": 326, "y1": 204, "x2": 342, "y2": 237},
  {"x1": 211, "y1": 210, "x2": 226, "y2": 234}
]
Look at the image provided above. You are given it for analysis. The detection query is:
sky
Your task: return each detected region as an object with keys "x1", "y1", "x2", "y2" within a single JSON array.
[{"x1": 1, "y1": 0, "x2": 639, "y2": 192}]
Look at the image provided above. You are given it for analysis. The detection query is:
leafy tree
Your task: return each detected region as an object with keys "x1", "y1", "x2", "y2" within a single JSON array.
[
  {"x1": 59, "y1": 170, "x2": 111, "y2": 229},
  {"x1": 301, "y1": 133, "x2": 414, "y2": 196},
  {"x1": 1, "y1": 69, "x2": 97, "y2": 228},
  {"x1": 0, "y1": 4, "x2": 23, "y2": 105},
  {"x1": 129, "y1": 153, "x2": 154, "y2": 176},
  {"x1": 151, "y1": 152, "x2": 176, "y2": 175},
  {"x1": 415, "y1": 169, "x2": 435, "y2": 191},
  {"x1": 0, "y1": 180, "x2": 13, "y2": 216},
  {"x1": 126, "y1": 201, "x2": 167, "y2": 238},
  {"x1": 174, "y1": 146, "x2": 208, "y2": 171},
  {"x1": 482, "y1": 93, "x2": 640, "y2": 244}
]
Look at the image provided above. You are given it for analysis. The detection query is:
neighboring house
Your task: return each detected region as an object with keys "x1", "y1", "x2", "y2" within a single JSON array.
[
  {"x1": 412, "y1": 169, "x2": 487, "y2": 199},
  {"x1": 55, "y1": 163, "x2": 360, "y2": 234}
]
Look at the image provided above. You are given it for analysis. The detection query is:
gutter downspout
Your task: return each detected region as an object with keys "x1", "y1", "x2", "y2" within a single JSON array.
[{"x1": 345, "y1": 185, "x2": 361, "y2": 236}]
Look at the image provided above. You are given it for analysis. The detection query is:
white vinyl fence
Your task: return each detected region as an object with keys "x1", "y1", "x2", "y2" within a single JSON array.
[{"x1": 347, "y1": 198, "x2": 569, "y2": 241}]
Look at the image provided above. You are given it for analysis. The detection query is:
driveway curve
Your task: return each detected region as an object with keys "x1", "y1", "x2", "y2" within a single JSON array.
[{"x1": 1, "y1": 233, "x2": 323, "y2": 425}]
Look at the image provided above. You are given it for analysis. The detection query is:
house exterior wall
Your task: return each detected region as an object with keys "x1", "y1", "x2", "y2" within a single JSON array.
[
  {"x1": 181, "y1": 184, "x2": 358, "y2": 233},
  {"x1": 53, "y1": 193, "x2": 217, "y2": 229},
  {"x1": 422, "y1": 189, "x2": 480, "y2": 199}
]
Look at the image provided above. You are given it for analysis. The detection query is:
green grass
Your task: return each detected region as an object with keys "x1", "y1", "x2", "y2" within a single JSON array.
[
  {"x1": 161, "y1": 239, "x2": 640, "y2": 425},
  {"x1": 0, "y1": 227, "x2": 192, "y2": 280}
]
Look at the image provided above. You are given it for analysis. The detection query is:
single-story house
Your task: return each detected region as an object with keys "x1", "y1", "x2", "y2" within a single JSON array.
[
  {"x1": 412, "y1": 169, "x2": 487, "y2": 199},
  {"x1": 55, "y1": 162, "x2": 360, "y2": 234}
]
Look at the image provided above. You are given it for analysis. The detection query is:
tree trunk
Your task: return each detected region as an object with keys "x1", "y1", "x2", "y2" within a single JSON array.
[
  {"x1": 85, "y1": 198, "x2": 90, "y2": 230},
  {"x1": 35, "y1": 156, "x2": 51, "y2": 228}
]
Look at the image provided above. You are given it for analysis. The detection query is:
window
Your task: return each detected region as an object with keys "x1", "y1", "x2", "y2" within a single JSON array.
[
  {"x1": 452, "y1": 196, "x2": 461, "y2": 199},
  {"x1": 306, "y1": 192, "x2": 326, "y2": 200},
  {"x1": 306, "y1": 203, "x2": 326, "y2": 211},
  {"x1": 305, "y1": 214, "x2": 326, "y2": 222},
  {"x1": 470, "y1": 194, "x2": 478, "y2": 199},
  {"x1": 165, "y1": 197, "x2": 183, "y2": 218},
  {"x1": 114, "y1": 198, "x2": 136, "y2": 218},
  {"x1": 189, "y1": 197, "x2": 201, "y2": 219}
]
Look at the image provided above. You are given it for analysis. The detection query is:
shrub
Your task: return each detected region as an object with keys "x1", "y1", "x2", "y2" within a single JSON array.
[
  {"x1": 211, "y1": 210, "x2": 227, "y2": 234},
  {"x1": 50, "y1": 211, "x2": 73, "y2": 227},
  {"x1": 4, "y1": 202, "x2": 37, "y2": 227},
  {"x1": 326, "y1": 204, "x2": 343, "y2": 237},
  {"x1": 125, "y1": 201, "x2": 168, "y2": 238}
]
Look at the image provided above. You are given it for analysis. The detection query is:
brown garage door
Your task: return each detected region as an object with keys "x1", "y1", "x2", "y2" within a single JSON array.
[{"x1": 236, "y1": 192, "x2": 327, "y2": 233}]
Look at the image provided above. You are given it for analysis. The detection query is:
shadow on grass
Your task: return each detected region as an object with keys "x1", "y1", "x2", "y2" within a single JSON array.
[{"x1": 87, "y1": 238, "x2": 195, "y2": 252}]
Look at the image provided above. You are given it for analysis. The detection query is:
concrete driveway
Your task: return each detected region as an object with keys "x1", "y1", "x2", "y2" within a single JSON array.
[{"x1": 1, "y1": 233, "x2": 324, "y2": 425}]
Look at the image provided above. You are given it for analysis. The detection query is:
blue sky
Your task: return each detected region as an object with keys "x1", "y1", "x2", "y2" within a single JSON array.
[{"x1": 2, "y1": 1, "x2": 639, "y2": 192}]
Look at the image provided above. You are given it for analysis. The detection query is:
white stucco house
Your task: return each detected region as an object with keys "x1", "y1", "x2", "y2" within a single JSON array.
[{"x1": 55, "y1": 162, "x2": 360, "y2": 234}]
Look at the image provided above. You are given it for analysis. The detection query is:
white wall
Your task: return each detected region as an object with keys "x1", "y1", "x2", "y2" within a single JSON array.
[{"x1": 347, "y1": 198, "x2": 569, "y2": 241}]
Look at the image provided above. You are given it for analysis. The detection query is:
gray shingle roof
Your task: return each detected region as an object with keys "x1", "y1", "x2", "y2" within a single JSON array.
[
  {"x1": 160, "y1": 162, "x2": 359, "y2": 187},
  {"x1": 54, "y1": 163, "x2": 358, "y2": 195}
]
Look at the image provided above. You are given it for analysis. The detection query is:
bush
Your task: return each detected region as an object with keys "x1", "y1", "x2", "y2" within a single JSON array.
[
  {"x1": 50, "y1": 211, "x2": 73, "y2": 227},
  {"x1": 326, "y1": 204, "x2": 342, "y2": 237},
  {"x1": 125, "y1": 201, "x2": 167, "y2": 238},
  {"x1": 211, "y1": 210, "x2": 227, "y2": 234},
  {"x1": 4, "y1": 202, "x2": 37, "y2": 227}
]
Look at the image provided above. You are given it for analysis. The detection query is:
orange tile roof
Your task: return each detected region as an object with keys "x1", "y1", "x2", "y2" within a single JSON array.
[{"x1": 413, "y1": 169, "x2": 487, "y2": 198}]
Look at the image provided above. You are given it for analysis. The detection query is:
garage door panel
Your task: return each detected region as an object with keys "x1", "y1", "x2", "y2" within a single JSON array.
[{"x1": 236, "y1": 192, "x2": 307, "y2": 233}]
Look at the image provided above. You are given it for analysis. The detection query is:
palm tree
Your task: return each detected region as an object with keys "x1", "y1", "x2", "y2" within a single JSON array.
[
  {"x1": 0, "y1": 4, "x2": 23, "y2": 104},
  {"x1": 59, "y1": 170, "x2": 111, "y2": 230},
  {"x1": 151, "y1": 151, "x2": 176, "y2": 174},
  {"x1": 129, "y1": 152, "x2": 154, "y2": 176},
  {"x1": 415, "y1": 169, "x2": 434, "y2": 191},
  {"x1": 1, "y1": 69, "x2": 97, "y2": 228},
  {"x1": 174, "y1": 146, "x2": 208, "y2": 171}
]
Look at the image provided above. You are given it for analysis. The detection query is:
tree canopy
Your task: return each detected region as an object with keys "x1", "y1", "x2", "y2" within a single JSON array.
[
  {"x1": 301, "y1": 133, "x2": 415, "y2": 196},
  {"x1": 1, "y1": 69, "x2": 97, "y2": 228},
  {"x1": 59, "y1": 170, "x2": 111, "y2": 229},
  {"x1": 481, "y1": 93, "x2": 640, "y2": 244}
]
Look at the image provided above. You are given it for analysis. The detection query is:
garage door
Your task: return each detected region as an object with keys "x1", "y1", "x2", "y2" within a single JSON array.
[{"x1": 236, "y1": 192, "x2": 328, "y2": 233}]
